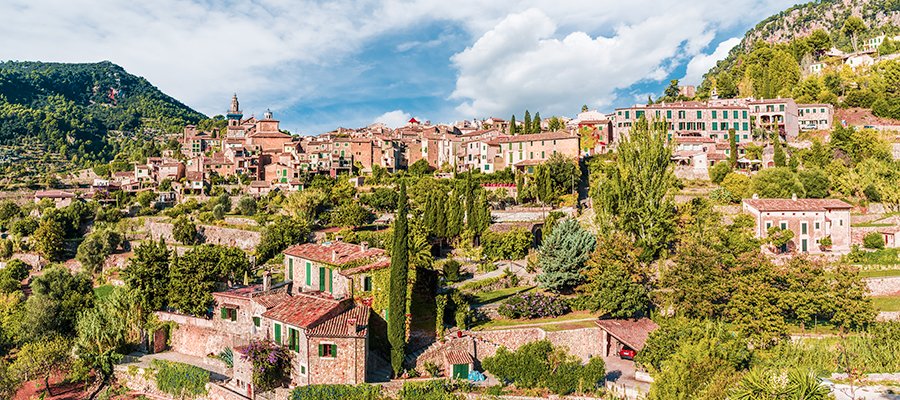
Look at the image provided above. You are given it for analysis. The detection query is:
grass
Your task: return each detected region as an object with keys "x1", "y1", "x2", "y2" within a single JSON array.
[
  {"x1": 846, "y1": 248, "x2": 900, "y2": 266},
  {"x1": 473, "y1": 310, "x2": 598, "y2": 331},
  {"x1": 94, "y1": 284, "x2": 115, "y2": 299},
  {"x1": 859, "y1": 268, "x2": 900, "y2": 278},
  {"x1": 872, "y1": 296, "x2": 900, "y2": 312},
  {"x1": 473, "y1": 285, "x2": 534, "y2": 305},
  {"x1": 851, "y1": 222, "x2": 894, "y2": 228}
]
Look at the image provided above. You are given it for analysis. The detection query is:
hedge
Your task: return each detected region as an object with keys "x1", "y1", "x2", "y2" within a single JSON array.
[
  {"x1": 151, "y1": 359, "x2": 209, "y2": 398},
  {"x1": 290, "y1": 384, "x2": 381, "y2": 400}
]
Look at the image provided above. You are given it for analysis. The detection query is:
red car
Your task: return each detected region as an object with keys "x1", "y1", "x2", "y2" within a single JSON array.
[{"x1": 618, "y1": 348, "x2": 636, "y2": 360}]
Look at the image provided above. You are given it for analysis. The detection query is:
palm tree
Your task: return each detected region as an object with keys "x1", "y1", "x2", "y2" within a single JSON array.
[
  {"x1": 408, "y1": 232, "x2": 433, "y2": 269},
  {"x1": 730, "y1": 367, "x2": 830, "y2": 400}
]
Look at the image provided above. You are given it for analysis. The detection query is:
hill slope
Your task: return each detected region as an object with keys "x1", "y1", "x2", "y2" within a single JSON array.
[{"x1": 0, "y1": 61, "x2": 205, "y2": 165}]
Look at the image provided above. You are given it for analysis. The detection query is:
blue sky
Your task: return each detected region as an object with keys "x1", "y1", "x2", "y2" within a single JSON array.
[{"x1": 1, "y1": 0, "x2": 804, "y2": 135}]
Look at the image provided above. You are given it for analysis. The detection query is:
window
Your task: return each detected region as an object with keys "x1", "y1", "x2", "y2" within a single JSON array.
[
  {"x1": 300, "y1": 365, "x2": 306, "y2": 375},
  {"x1": 697, "y1": 111, "x2": 702, "y2": 119},
  {"x1": 765, "y1": 221, "x2": 772, "y2": 230},
  {"x1": 712, "y1": 110, "x2": 717, "y2": 119},
  {"x1": 625, "y1": 111, "x2": 630, "y2": 119},
  {"x1": 815, "y1": 222, "x2": 820, "y2": 230},
  {"x1": 221, "y1": 307, "x2": 237, "y2": 321},
  {"x1": 319, "y1": 343, "x2": 337, "y2": 358},
  {"x1": 678, "y1": 110, "x2": 686, "y2": 119},
  {"x1": 306, "y1": 262, "x2": 311, "y2": 286},
  {"x1": 666, "y1": 110, "x2": 672, "y2": 119},
  {"x1": 319, "y1": 267, "x2": 326, "y2": 291},
  {"x1": 288, "y1": 258, "x2": 294, "y2": 281},
  {"x1": 636, "y1": 110, "x2": 644, "y2": 119},
  {"x1": 253, "y1": 317, "x2": 260, "y2": 327},
  {"x1": 779, "y1": 104, "x2": 785, "y2": 111},
  {"x1": 780, "y1": 222, "x2": 787, "y2": 230},
  {"x1": 712, "y1": 122, "x2": 718, "y2": 131},
  {"x1": 742, "y1": 111, "x2": 748, "y2": 119},
  {"x1": 274, "y1": 323, "x2": 282, "y2": 344},
  {"x1": 801, "y1": 222, "x2": 807, "y2": 235},
  {"x1": 742, "y1": 122, "x2": 748, "y2": 131},
  {"x1": 288, "y1": 328, "x2": 300, "y2": 352},
  {"x1": 363, "y1": 276, "x2": 372, "y2": 291},
  {"x1": 723, "y1": 111, "x2": 728, "y2": 119}
]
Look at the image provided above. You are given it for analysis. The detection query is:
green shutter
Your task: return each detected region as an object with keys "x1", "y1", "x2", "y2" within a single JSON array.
[
  {"x1": 306, "y1": 262, "x2": 311, "y2": 286},
  {"x1": 274, "y1": 324, "x2": 282, "y2": 344},
  {"x1": 221, "y1": 307, "x2": 227, "y2": 319},
  {"x1": 319, "y1": 267, "x2": 326, "y2": 291},
  {"x1": 318, "y1": 344, "x2": 324, "y2": 356},
  {"x1": 331, "y1": 344, "x2": 337, "y2": 357},
  {"x1": 253, "y1": 317, "x2": 260, "y2": 327},
  {"x1": 231, "y1": 309, "x2": 236, "y2": 321},
  {"x1": 328, "y1": 269, "x2": 333, "y2": 293},
  {"x1": 288, "y1": 258, "x2": 294, "y2": 280}
]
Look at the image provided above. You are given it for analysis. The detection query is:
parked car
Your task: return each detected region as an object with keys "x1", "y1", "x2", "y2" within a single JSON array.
[{"x1": 618, "y1": 348, "x2": 635, "y2": 360}]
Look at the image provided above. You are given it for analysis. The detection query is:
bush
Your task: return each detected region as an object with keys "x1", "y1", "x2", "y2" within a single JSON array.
[
  {"x1": 399, "y1": 380, "x2": 459, "y2": 400},
  {"x1": 290, "y1": 384, "x2": 381, "y2": 400},
  {"x1": 152, "y1": 359, "x2": 209, "y2": 398},
  {"x1": 172, "y1": 216, "x2": 199, "y2": 245},
  {"x1": 442, "y1": 259, "x2": 461, "y2": 282},
  {"x1": 482, "y1": 340, "x2": 605, "y2": 395},
  {"x1": 709, "y1": 162, "x2": 732, "y2": 184},
  {"x1": 863, "y1": 232, "x2": 885, "y2": 249},
  {"x1": 481, "y1": 229, "x2": 533, "y2": 261},
  {"x1": 237, "y1": 197, "x2": 257, "y2": 216},
  {"x1": 497, "y1": 292, "x2": 569, "y2": 319}
]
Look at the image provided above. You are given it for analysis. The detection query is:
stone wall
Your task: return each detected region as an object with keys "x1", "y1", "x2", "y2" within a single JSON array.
[
  {"x1": 467, "y1": 327, "x2": 603, "y2": 363},
  {"x1": 145, "y1": 220, "x2": 261, "y2": 251},
  {"x1": 157, "y1": 312, "x2": 248, "y2": 357},
  {"x1": 114, "y1": 365, "x2": 248, "y2": 400},
  {"x1": 867, "y1": 276, "x2": 900, "y2": 296}
]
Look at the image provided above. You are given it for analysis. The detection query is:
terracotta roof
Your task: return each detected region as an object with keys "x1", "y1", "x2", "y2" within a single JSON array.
[
  {"x1": 340, "y1": 259, "x2": 391, "y2": 276},
  {"x1": 185, "y1": 171, "x2": 204, "y2": 181},
  {"x1": 513, "y1": 159, "x2": 544, "y2": 167},
  {"x1": 878, "y1": 226, "x2": 900, "y2": 235},
  {"x1": 595, "y1": 318, "x2": 659, "y2": 351},
  {"x1": 284, "y1": 241, "x2": 386, "y2": 266},
  {"x1": 306, "y1": 305, "x2": 370, "y2": 338},
  {"x1": 250, "y1": 180, "x2": 270, "y2": 188},
  {"x1": 493, "y1": 131, "x2": 576, "y2": 143},
  {"x1": 250, "y1": 131, "x2": 292, "y2": 138},
  {"x1": 743, "y1": 198, "x2": 852, "y2": 212},
  {"x1": 675, "y1": 136, "x2": 715, "y2": 143},
  {"x1": 445, "y1": 350, "x2": 473, "y2": 365},
  {"x1": 34, "y1": 190, "x2": 75, "y2": 199},
  {"x1": 254, "y1": 292, "x2": 292, "y2": 309},
  {"x1": 262, "y1": 294, "x2": 349, "y2": 329}
]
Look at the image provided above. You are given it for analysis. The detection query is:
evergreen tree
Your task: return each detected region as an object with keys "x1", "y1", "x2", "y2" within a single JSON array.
[
  {"x1": 446, "y1": 189, "x2": 463, "y2": 239},
  {"x1": 532, "y1": 112, "x2": 541, "y2": 133},
  {"x1": 537, "y1": 219, "x2": 596, "y2": 292},
  {"x1": 434, "y1": 189, "x2": 448, "y2": 239},
  {"x1": 388, "y1": 181, "x2": 409, "y2": 376},
  {"x1": 773, "y1": 132, "x2": 786, "y2": 167},
  {"x1": 729, "y1": 128, "x2": 738, "y2": 168},
  {"x1": 465, "y1": 175, "x2": 475, "y2": 231},
  {"x1": 122, "y1": 239, "x2": 171, "y2": 311},
  {"x1": 523, "y1": 110, "x2": 532, "y2": 135},
  {"x1": 509, "y1": 115, "x2": 517, "y2": 135},
  {"x1": 582, "y1": 105, "x2": 589, "y2": 113}
]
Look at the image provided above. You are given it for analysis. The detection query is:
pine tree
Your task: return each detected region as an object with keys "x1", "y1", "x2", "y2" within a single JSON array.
[
  {"x1": 582, "y1": 104, "x2": 589, "y2": 113},
  {"x1": 532, "y1": 112, "x2": 541, "y2": 133},
  {"x1": 523, "y1": 110, "x2": 532, "y2": 135},
  {"x1": 388, "y1": 181, "x2": 409, "y2": 376},
  {"x1": 509, "y1": 115, "x2": 517, "y2": 135},
  {"x1": 773, "y1": 132, "x2": 786, "y2": 167},
  {"x1": 729, "y1": 128, "x2": 738, "y2": 168}
]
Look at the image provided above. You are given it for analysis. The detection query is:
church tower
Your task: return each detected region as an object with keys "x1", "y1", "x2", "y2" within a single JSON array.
[{"x1": 227, "y1": 93, "x2": 243, "y2": 128}]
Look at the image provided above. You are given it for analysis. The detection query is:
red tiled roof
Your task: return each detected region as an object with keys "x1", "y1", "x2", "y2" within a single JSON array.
[
  {"x1": 340, "y1": 259, "x2": 391, "y2": 276},
  {"x1": 743, "y1": 198, "x2": 852, "y2": 212},
  {"x1": 675, "y1": 136, "x2": 715, "y2": 143},
  {"x1": 185, "y1": 171, "x2": 204, "y2": 181},
  {"x1": 284, "y1": 241, "x2": 386, "y2": 266},
  {"x1": 493, "y1": 131, "x2": 576, "y2": 143},
  {"x1": 34, "y1": 190, "x2": 75, "y2": 199},
  {"x1": 513, "y1": 159, "x2": 544, "y2": 167},
  {"x1": 595, "y1": 318, "x2": 659, "y2": 351},
  {"x1": 250, "y1": 180, "x2": 270, "y2": 188},
  {"x1": 445, "y1": 350, "x2": 473, "y2": 365},
  {"x1": 306, "y1": 305, "x2": 370, "y2": 338},
  {"x1": 262, "y1": 294, "x2": 349, "y2": 329},
  {"x1": 254, "y1": 292, "x2": 292, "y2": 309}
]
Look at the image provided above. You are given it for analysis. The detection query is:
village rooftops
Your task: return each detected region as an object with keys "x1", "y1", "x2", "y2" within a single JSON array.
[
  {"x1": 261, "y1": 293, "x2": 352, "y2": 329},
  {"x1": 306, "y1": 304, "x2": 370, "y2": 338},
  {"x1": 284, "y1": 241, "x2": 386, "y2": 266},
  {"x1": 743, "y1": 198, "x2": 853, "y2": 212},
  {"x1": 595, "y1": 318, "x2": 659, "y2": 352}
]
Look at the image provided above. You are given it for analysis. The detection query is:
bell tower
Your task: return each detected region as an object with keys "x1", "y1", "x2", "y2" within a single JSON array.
[{"x1": 227, "y1": 93, "x2": 243, "y2": 128}]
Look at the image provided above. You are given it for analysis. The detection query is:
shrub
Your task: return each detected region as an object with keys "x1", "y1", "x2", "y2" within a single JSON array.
[
  {"x1": 398, "y1": 380, "x2": 458, "y2": 400},
  {"x1": 442, "y1": 259, "x2": 461, "y2": 282},
  {"x1": 863, "y1": 232, "x2": 885, "y2": 249},
  {"x1": 497, "y1": 292, "x2": 569, "y2": 319},
  {"x1": 423, "y1": 361, "x2": 441, "y2": 377},
  {"x1": 709, "y1": 162, "x2": 732, "y2": 184},
  {"x1": 483, "y1": 340, "x2": 605, "y2": 395},
  {"x1": 172, "y1": 216, "x2": 199, "y2": 245},
  {"x1": 290, "y1": 384, "x2": 381, "y2": 400},
  {"x1": 237, "y1": 197, "x2": 257, "y2": 216},
  {"x1": 152, "y1": 359, "x2": 209, "y2": 398},
  {"x1": 242, "y1": 340, "x2": 291, "y2": 392},
  {"x1": 481, "y1": 228, "x2": 532, "y2": 261}
]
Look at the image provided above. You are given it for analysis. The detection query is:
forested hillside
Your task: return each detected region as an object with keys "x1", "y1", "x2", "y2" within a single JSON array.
[
  {"x1": 693, "y1": 0, "x2": 900, "y2": 121},
  {"x1": 0, "y1": 61, "x2": 205, "y2": 167}
]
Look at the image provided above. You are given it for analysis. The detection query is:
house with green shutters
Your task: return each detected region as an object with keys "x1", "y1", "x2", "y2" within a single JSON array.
[
  {"x1": 232, "y1": 293, "x2": 371, "y2": 392},
  {"x1": 283, "y1": 241, "x2": 390, "y2": 312}
]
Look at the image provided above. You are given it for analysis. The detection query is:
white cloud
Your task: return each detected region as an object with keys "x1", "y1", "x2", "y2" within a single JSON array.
[
  {"x1": 373, "y1": 110, "x2": 412, "y2": 128},
  {"x1": 682, "y1": 37, "x2": 742, "y2": 85}
]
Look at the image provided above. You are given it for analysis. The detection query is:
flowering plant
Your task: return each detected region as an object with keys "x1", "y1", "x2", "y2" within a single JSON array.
[
  {"x1": 497, "y1": 292, "x2": 569, "y2": 319},
  {"x1": 242, "y1": 340, "x2": 292, "y2": 392}
]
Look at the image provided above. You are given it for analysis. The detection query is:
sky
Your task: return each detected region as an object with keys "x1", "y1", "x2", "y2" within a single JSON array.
[{"x1": 1, "y1": 0, "x2": 804, "y2": 135}]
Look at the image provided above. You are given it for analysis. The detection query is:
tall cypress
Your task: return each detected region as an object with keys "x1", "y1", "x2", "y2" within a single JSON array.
[
  {"x1": 509, "y1": 115, "x2": 517, "y2": 135},
  {"x1": 773, "y1": 132, "x2": 786, "y2": 167},
  {"x1": 388, "y1": 181, "x2": 409, "y2": 376},
  {"x1": 533, "y1": 112, "x2": 541, "y2": 133},
  {"x1": 728, "y1": 128, "x2": 738, "y2": 168},
  {"x1": 446, "y1": 189, "x2": 463, "y2": 238},
  {"x1": 523, "y1": 110, "x2": 532, "y2": 134}
]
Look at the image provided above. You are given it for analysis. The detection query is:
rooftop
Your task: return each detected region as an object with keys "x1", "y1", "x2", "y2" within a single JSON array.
[
  {"x1": 262, "y1": 293, "x2": 350, "y2": 329},
  {"x1": 284, "y1": 241, "x2": 386, "y2": 266},
  {"x1": 743, "y1": 198, "x2": 853, "y2": 212},
  {"x1": 595, "y1": 318, "x2": 659, "y2": 352}
]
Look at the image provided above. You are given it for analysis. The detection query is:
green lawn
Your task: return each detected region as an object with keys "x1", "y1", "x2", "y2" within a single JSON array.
[
  {"x1": 859, "y1": 268, "x2": 900, "y2": 278},
  {"x1": 873, "y1": 296, "x2": 900, "y2": 312},
  {"x1": 94, "y1": 284, "x2": 115, "y2": 299},
  {"x1": 473, "y1": 310, "x2": 599, "y2": 331},
  {"x1": 473, "y1": 285, "x2": 534, "y2": 305},
  {"x1": 847, "y1": 248, "x2": 900, "y2": 266}
]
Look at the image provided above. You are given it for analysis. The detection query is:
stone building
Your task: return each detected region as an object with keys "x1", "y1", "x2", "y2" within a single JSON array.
[
  {"x1": 742, "y1": 196, "x2": 852, "y2": 253},
  {"x1": 283, "y1": 241, "x2": 390, "y2": 310}
]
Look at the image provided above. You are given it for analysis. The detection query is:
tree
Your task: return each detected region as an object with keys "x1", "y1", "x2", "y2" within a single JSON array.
[
  {"x1": 509, "y1": 115, "x2": 517, "y2": 135},
  {"x1": 548, "y1": 116, "x2": 564, "y2": 131},
  {"x1": 773, "y1": 132, "x2": 786, "y2": 167},
  {"x1": 709, "y1": 162, "x2": 732, "y2": 184},
  {"x1": 593, "y1": 116, "x2": 675, "y2": 260},
  {"x1": 237, "y1": 196, "x2": 257, "y2": 216},
  {"x1": 842, "y1": 16, "x2": 866, "y2": 52},
  {"x1": 537, "y1": 219, "x2": 596, "y2": 292},
  {"x1": 32, "y1": 219, "x2": 66, "y2": 261},
  {"x1": 445, "y1": 189, "x2": 464, "y2": 239},
  {"x1": 12, "y1": 336, "x2": 72, "y2": 396},
  {"x1": 0, "y1": 259, "x2": 29, "y2": 294},
  {"x1": 807, "y1": 29, "x2": 832, "y2": 56},
  {"x1": 523, "y1": 110, "x2": 532, "y2": 135},
  {"x1": 663, "y1": 79, "x2": 680, "y2": 101},
  {"x1": 729, "y1": 128, "x2": 738, "y2": 167},
  {"x1": 863, "y1": 232, "x2": 885, "y2": 249},
  {"x1": 798, "y1": 168, "x2": 830, "y2": 198},
  {"x1": 408, "y1": 159, "x2": 434, "y2": 176},
  {"x1": 388, "y1": 181, "x2": 409, "y2": 376},
  {"x1": 751, "y1": 167, "x2": 804, "y2": 198},
  {"x1": 729, "y1": 367, "x2": 830, "y2": 400},
  {"x1": 76, "y1": 229, "x2": 121, "y2": 274},
  {"x1": 481, "y1": 229, "x2": 533, "y2": 261},
  {"x1": 581, "y1": 104, "x2": 589, "y2": 112},
  {"x1": 172, "y1": 216, "x2": 198, "y2": 245},
  {"x1": 767, "y1": 226, "x2": 795, "y2": 252},
  {"x1": 257, "y1": 216, "x2": 309, "y2": 262},
  {"x1": 0, "y1": 201, "x2": 21, "y2": 222},
  {"x1": 577, "y1": 261, "x2": 649, "y2": 318},
  {"x1": 24, "y1": 266, "x2": 94, "y2": 337},
  {"x1": 169, "y1": 245, "x2": 250, "y2": 316},
  {"x1": 532, "y1": 112, "x2": 541, "y2": 133},
  {"x1": 330, "y1": 202, "x2": 371, "y2": 227},
  {"x1": 722, "y1": 173, "x2": 751, "y2": 201},
  {"x1": 122, "y1": 239, "x2": 171, "y2": 311}
]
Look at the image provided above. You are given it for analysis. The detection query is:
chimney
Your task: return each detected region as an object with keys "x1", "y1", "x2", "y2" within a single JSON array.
[
  {"x1": 360, "y1": 241, "x2": 369, "y2": 252},
  {"x1": 792, "y1": 193, "x2": 798, "y2": 201},
  {"x1": 752, "y1": 193, "x2": 759, "y2": 199},
  {"x1": 263, "y1": 271, "x2": 271, "y2": 292},
  {"x1": 347, "y1": 318, "x2": 357, "y2": 335},
  {"x1": 332, "y1": 250, "x2": 337, "y2": 262}
]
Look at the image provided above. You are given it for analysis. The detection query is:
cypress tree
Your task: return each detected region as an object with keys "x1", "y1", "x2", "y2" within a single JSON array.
[
  {"x1": 388, "y1": 181, "x2": 409, "y2": 376},
  {"x1": 728, "y1": 128, "x2": 738, "y2": 168},
  {"x1": 435, "y1": 189, "x2": 448, "y2": 239},
  {"x1": 523, "y1": 110, "x2": 532, "y2": 134},
  {"x1": 509, "y1": 115, "x2": 517, "y2": 135},
  {"x1": 464, "y1": 176, "x2": 476, "y2": 231},
  {"x1": 446, "y1": 189, "x2": 463, "y2": 238},
  {"x1": 533, "y1": 112, "x2": 541, "y2": 133},
  {"x1": 773, "y1": 132, "x2": 786, "y2": 167}
]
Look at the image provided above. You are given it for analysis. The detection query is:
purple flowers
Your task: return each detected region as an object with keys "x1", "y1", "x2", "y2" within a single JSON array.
[
  {"x1": 497, "y1": 292, "x2": 570, "y2": 319},
  {"x1": 244, "y1": 340, "x2": 292, "y2": 391}
]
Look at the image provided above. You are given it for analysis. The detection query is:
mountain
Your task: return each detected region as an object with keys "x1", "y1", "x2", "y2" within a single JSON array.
[
  {"x1": 0, "y1": 61, "x2": 205, "y2": 165},
  {"x1": 698, "y1": 0, "x2": 900, "y2": 99}
]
